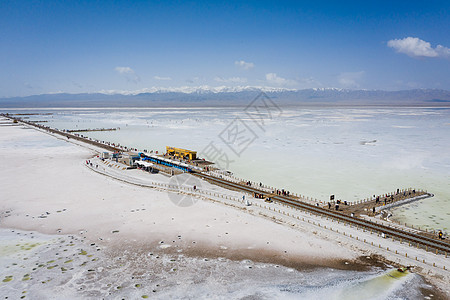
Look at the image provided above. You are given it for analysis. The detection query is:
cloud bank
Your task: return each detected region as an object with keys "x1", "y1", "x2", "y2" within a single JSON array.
[
  {"x1": 154, "y1": 76, "x2": 172, "y2": 81},
  {"x1": 235, "y1": 60, "x2": 254, "y2": 70},
  {"x1": 265, "y1": 73, "x2": 297, "y2": 87},
  {"x1": 387, "y1": 37, "x2": 450, "y2": 59},
  {"x1": 214, "y1": 76, "x2": 247, "y2": 83},
  {"x1": 115, "y1": 66, "x2": 140, "y2": 83},
  {"x1": 115, "y1": 67, "x2": 134, "y2": 74},
  {"x1": 338, "y1": 71, "x2": 365, "y2": 88}
]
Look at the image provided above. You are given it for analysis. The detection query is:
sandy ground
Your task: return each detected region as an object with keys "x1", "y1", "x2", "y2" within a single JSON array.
[{"x1": 0, "y1": 118, "x2": 449, "y2": 299}]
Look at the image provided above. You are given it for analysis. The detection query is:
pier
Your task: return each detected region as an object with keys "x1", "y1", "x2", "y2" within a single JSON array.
[
  {"x1": 9, "y1": 113, "x2": 53, "y2": 116},
  {"x1": 329, "y1": 189, "x2": 429, "y2": 216},
  {"x1": 66, "y1": 128, "x2": 118, "y2": 133},
  {"x1": 1, "y1": 114, "x2": 122, "y2": 153}
]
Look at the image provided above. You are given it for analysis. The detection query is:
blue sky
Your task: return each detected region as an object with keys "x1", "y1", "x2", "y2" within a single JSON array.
[{"x1": 1, "y1": 0, "x2": 449, "y2": 97}]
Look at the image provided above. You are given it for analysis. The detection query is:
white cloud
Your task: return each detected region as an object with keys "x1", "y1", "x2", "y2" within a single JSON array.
[
  {"x1": 337, "y1": 71, "x2": 365, "y2": 88},
  {"x1": 115, "y1": 66, "x2": 134, "y2": 74},
  {"x1": 297, "y1": 77, "x2": 323, "y2": 89},
  {"x1": 235, "y1": 60, "x2": 254, "y2": 70},
  {"x1": 387, "y1": 37, "x2": 450, "y2": 58},
  {"x1": 265, "y1": 73, "x2": 297, "y2": 87},
  {"x1": 435, "y1": 45, "x2": 450, "y2": 58},
  {"x1": 185, "y1": 77, "x2": 200, "y2": 84},
  {"x1": 154, "y1": 76, "x2": 172, "y2": 81},
  {"x1": 115, "y1": 66, "x2": 140, "y2": 83},
  {"x1": 214, "y1": 76, "x2": 247, "y2": 83}
]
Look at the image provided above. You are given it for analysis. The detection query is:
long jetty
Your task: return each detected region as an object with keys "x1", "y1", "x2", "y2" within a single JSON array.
[
  {"x1": 3, "y1": 113, "x2": 449, "y2": 257},
  {"x1": 1, "y1": 114, "x2": 122, "y2": 153},
  {"x1": 10, "y1": 113, "x2": 53, "y2": 116},
  {"x1": 333, "y1": 189, "x2": 430, "y2": 216},
  {"x1": 66, "y1": 128, "x2": 118, "y2": 133}
]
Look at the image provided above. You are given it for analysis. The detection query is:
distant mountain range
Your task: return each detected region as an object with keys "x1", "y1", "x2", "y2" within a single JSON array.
[{"x1": 0, "y1": 87, "x2": 449, "y2": 108}]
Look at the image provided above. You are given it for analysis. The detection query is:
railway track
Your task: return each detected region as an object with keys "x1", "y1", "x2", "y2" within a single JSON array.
[
  {"x1": 5, "y1": 114, "x2": 449, "y2": 256},
  {"x1": 2, "y1": 115, "x2": 122, "y2": 152},
  {"x1": 194, "y1": 172, "x2": 450, "y2": 255}
]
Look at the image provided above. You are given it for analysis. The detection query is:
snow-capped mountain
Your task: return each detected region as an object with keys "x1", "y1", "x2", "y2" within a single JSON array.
[
  {"x1": 0, "y1": 87, "x2": 449, "y2": 108},
  {"x1": 98, "y1": 85, "x2": 296, "y2": 95}
]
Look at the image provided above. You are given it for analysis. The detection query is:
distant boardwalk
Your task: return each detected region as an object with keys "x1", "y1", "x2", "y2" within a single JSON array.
[
  {"x1": 66, "y1": 128, "x2": 118, "y2": 133},
  {"x1": 330, "y1": 189, "x2": 430, "y2": 217}
]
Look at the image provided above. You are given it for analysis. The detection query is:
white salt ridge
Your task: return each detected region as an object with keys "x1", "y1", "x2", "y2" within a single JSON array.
[{"x1": 0, "y1": 228, "x2": 425, "y2": 299}]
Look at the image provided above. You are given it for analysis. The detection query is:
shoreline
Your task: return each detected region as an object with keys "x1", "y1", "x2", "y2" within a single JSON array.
[{"x1": 2, "y1": 104, "x2": 450, "y2": 109}]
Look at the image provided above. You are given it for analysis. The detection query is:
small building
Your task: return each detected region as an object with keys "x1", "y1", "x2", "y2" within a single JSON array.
[
  {"x1": 118, "y1": 152, "x2": 140, "y2": 166},
  {"x1": 135, "y1": 160, "x2": 155, "y2": 172},
  {"x1": 166, "y1": 146, "x2": 197, "y2": 160},
  {"x1": 101, "y1": 152, "x2": 110, "y2": 159},
  {"x1": 118, "y1": 155, "x2": 131, "y2": 166}
]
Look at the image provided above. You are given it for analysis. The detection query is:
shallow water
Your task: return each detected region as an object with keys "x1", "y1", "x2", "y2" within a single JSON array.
[
  {"x1": 6, "y1": 106, "x2": 447, "y2": 231},
  {"x1": 1, "y1": 108, "x2": 448, "y2": 299}
]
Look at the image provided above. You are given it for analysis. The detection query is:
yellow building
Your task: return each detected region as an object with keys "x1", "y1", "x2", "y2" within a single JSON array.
[{"x1": 166, "y1": 146, "x2": 197, "y2": 160}]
